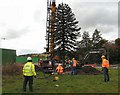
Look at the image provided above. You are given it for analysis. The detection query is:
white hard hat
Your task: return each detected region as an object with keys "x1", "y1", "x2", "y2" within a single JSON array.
[
  {"x1": 27, "y1": 57, "x2": 32, "y2": 61},
  {"x1": 59, "y1": 64, "x2": 61, "y2": 66}
]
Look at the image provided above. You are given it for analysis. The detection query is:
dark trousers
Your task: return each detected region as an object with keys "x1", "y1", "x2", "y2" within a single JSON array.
[
  {"x1": 23, "y1": 76, "x2": 33, "y2": 92},
  {"x1": 72, "y1": 67, "x2": 76, "y2": 75},
  {"x1": 102, "y1": 67, "x2": 110, "y2": 82}
]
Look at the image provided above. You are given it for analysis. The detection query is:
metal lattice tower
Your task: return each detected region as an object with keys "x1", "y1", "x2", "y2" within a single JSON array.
[
  {"x1": 46, "y1": 0, "x2": 56, "y2": 58},
  {"x1": 46, "y1": 0, "x2": 51, "y2": 53}
]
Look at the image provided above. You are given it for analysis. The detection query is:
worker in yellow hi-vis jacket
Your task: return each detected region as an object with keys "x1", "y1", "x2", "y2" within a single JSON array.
[{"x1": 23, "y1": 57, "x2": 36, "y2": 92}]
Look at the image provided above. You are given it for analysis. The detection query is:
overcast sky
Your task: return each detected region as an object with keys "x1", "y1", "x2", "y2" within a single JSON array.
[{"x1": 0, "y1": 0, "x2": 119, "y2": 55}]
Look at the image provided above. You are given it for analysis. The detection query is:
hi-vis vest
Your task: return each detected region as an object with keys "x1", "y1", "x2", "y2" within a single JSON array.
[
  {"x1": 102, "y1": 59, "x2": 110, "y2": 69},
  {"x1": 73, "y1": 59, "x2": 77, "y2": 67},
  {"x1": 56, "y1": 65, "x2": 63, "y2": 73},
  {"x1": 23, "y1": 62, "x2": 36, "y2": 76}
]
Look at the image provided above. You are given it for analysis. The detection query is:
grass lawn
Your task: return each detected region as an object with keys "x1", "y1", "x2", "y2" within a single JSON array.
[{"x1": 2, "y1": 68, "x2": 119, "y2": 94}]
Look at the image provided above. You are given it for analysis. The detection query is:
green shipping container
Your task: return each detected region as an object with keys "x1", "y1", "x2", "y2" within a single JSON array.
[{"x1": 0, "y1": 48, "x2": 16, "y2": 65}]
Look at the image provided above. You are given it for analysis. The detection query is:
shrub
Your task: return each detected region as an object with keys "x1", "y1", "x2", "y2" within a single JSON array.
[{"x1": 2, "y1": 63, "x2": 23, "y2": 75}]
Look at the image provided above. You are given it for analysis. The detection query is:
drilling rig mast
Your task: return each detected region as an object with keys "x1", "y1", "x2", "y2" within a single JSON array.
[{"x1": 46, "y1": 0, "x2": 56, "y2": 59}]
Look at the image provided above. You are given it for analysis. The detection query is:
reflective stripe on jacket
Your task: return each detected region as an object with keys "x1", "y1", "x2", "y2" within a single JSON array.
[
  {"x1": 23, "y1": 62, "x2": 36, "y2": 76},
  {"x1": 102, "y1": 59, "x2": 110, "y2": 69}
]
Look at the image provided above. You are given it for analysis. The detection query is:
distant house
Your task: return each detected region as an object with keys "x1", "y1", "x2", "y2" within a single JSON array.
[{"x1": 0, "y1": 48, "x2": 16, "y2": 65}]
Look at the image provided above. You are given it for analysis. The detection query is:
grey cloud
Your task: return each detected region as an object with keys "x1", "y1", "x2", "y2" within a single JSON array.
[
  {"x1": 3, "y1": 27, "x2": 29, "y2": 40},
  {"x1": 68, "y1": 2, "x2": 118, "y2": 40},
  {"x1": 0, "y1": 23, "x2": 6, "y2": 27},
  {"x1": 34, "y1": 10, "x2": 42, "y2": 22},
  {"x1": 34, "y1": 10, "x2": 46, "y2": 24},
  {"x1": 72, "y1": 2, "x2": 117, "y2": 28}
]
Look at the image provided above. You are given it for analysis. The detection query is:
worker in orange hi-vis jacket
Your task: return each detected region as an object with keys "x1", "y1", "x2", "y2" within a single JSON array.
[
  {"x1": 71, "y1": 58, "x2": 77, "y2": 75},
  {"x1": 56, "y1": 64, "x2": 64, "y2": 74},
  {"x1": 101, "y1": 55, "x2": 110, "y2": 82}
]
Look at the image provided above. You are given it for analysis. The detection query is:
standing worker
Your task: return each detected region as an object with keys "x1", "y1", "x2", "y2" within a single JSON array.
[
  {"x1": 71, "y1": 58, "x2": 77, "y2": 75},
  {"x1": 23, "y1": 57, "x2": 36, "y2": 92},
  {"x1": 51, "y1": 58, "x2": 55, "y2": 71},
  {"x1": 101, "y1": 55, "x2": 110, "y2": 82}
]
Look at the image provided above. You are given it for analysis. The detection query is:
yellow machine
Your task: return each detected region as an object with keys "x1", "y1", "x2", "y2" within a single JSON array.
[
  {"x1": 46, "y1": 0, "x2": 56, "y2": 59},
  {"x1": 50, "y1": 0, "x2": 56, "y2": 56}
]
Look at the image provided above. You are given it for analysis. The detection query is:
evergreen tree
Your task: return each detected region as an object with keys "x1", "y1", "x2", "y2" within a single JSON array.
[
  {"x1": 114, "y1": 38, "x2": 120, "y2": 63},
  {"x1": 115, "y1": 38, "x2": 120, "y2": 46},
  {"x1": 54, "y1": 3, "x2": 81, "y2": 65},
  {"x1": 76, "y1": 31, "x2": 91, "y2": 61},
  {"x1": 80, "y1": 31, "x2": 91, "y2": 50},
  {"x1": 92, "y1": 29, "x2": 103, "y2": 49},
  {"x1": 76, "y1": 29, "x2": 108, "y2": 63}
]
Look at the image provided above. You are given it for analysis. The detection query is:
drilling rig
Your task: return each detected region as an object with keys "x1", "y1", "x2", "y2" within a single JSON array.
[{"x1": 46, "y1": 0, "x2": 56, "y2": 59}]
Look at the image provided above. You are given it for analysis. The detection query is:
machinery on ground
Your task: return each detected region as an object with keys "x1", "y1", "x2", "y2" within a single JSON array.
[
  {"x1": 80, "y1": 48, "x2": 109, "y2": 67},
  {"x1": 36, "y1": 0, "x2": 58, "y2": 74}
]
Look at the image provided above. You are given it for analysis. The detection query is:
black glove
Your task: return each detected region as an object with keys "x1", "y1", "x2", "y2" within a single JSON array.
[{"x1": 34, "y1": 76, "x2": 36, "y2": 78}]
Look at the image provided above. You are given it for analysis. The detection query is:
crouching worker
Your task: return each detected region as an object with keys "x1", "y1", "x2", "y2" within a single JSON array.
[
  {"x1": 56, "y1": 64, "x2": 64, "y2": 74},
  {"x1": 23, "y1": 57, "x2": 36, "y2": 92}
]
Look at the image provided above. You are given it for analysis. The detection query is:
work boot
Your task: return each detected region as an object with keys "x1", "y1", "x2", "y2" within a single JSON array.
[
  {"x1": 107, "y1": 79, "x2": 110, "y2": 81},
  {"x1": 23, "y1": 90, "x2": 26, "y2": 93},
  {"x1": 104, "y1": 79, "x2": 107, "y2": 82}
]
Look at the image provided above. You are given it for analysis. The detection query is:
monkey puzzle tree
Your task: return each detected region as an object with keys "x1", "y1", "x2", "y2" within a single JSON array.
[{"x1": 54, "y1": 3, "x2": 81, "y2": 66}]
